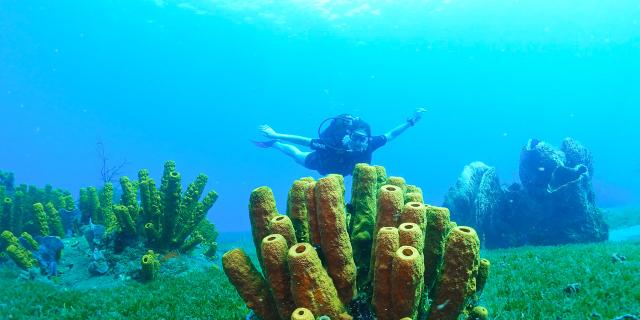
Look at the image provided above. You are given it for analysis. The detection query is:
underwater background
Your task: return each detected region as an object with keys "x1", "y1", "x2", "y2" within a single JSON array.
[{"x1": 1, "y1": 0, "x2": 639, "y2": 235}]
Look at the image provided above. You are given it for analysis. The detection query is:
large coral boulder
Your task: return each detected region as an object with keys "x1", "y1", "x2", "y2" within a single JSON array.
[
  {"x1": 443, "y1": 162, "x2": 505, "y2": 244},
  {"x1": 445, "y1": 138, "x2": 608, "y2": 248}
]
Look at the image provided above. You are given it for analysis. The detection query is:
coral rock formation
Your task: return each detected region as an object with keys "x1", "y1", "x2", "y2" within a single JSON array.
[{"x1": 444, "y1": 138, "x2": 608, "y2": 248}]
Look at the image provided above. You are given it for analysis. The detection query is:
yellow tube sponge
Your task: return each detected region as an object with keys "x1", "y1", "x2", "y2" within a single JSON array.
[
  {"x1": 160, "y1": 170, "x2": 181, "y2": 248},
  {"x1": 120, "y1": 176, "x2": 140, "y2": 218},
  {"x1": 287, "y1": 179, "x2": 314, "y2": 243},
  {"x1": 20, "y1": 232, "x2": 39, "y2": 251},
  {"x1": 223, "y1": 248, "x2": 280, "y2": 320},
  {"x1": 144, "y1": 222, "x2": 160, "y2": 244},
  {"x1": 371, "y1": 227, "x2": 399, "y2": 320},
  {"x1": 261, "y1": 234, "x2": 296, "y2": 320},
  {"x1": 375, "y1": 185, "x2": 404, "y2": 230},
  {"x1": 249, "y1": 186, "x2": 279, "y2": 269},
  {"x1": 139, "y1": 172, "x2": 157, "y2": 221},
  {"x1": 405, "y1": 185, "x2": 423, "y2": 203},
  {"x1": 1, "y1": 197, "x2": 11, "y2": 233},
  {"x1": 141, "y1": 250, "x2": 160, "y2": 281},
  {"x1": 1, "y1": 230, "x2": 18, "y2": 251},
  {"x1": 291, "y1": 307, "x2": 314, "y2": 320},
  {"x1": 428, "y1": 226, "x2": 480, "y2": 320},
  {"x1": 423, "y1": 205, "x2": 452, "y2": 293},
  {"x1": 315, "y1": 175, "x2": 357, "y2": 305},
  {"x1": 304, "y1": 181, "x2": 321, "y2": 247},
  {"x1": 406, "y1": 185, "x2": 422, "y2": 195},
  {"x1": 6, "y1": 244, "x2": 36, "y2": 270},
  {"x1": 398, "y1": 223, "x2": 424, "y2": 254},
  {"x1": 391, "y1": 246, "x2": 424, "y2": 320},
  {"x1": 370, "y1": 185, "x2": 404, "y2": 284},
  {"x1": 33, "y1": 203, "x2": 50, "y2": 236},
  {"x1": 469, "y1": 306, "x2": 489, "y2": 320},
  {"x1": 114, "y1": 205, "x2": 136, "y2": 235},
  {"x1": 374, "y1": 166, "x2": 388, "y2": 187},
  {"x1": 45, "y1": 202, "x2": 65, "y2": 237},
  {"x1": 386, "y1": 176, "x2": 407, "y2": 194},
  {"x1": 288, "y1": 243, "x2": 346, "y2": 319},
  {"x1": 223, "y1": 168, "x2": 492, "y2": 320},
  {"x1": 476, "y1": 258, "x2": 490, "y2": 295},
  {"x1": 179, "y1": 231, "x2": 204, "y2": 253},
  {"x1": 350, "y1": 163, "x2": 379, "y2": 291},
  {"x1": 268, "y1": 215, "x2": 297, "y2": 247},
  {"x1": 404, "y1": 192, "x2": 423, "y2": 203},
  {"x1": 399, "y1": 202, "x2": 427, "y2": 238},
  {"x1": 101, "y1": 182, "x2": 118, "y2": 233}
]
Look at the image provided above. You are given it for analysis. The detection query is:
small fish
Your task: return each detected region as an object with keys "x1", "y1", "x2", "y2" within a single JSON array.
[
  {"x1": 437, "y1": 299, "x2": 450, "y2": 310},
  {"x1": 538, "y1": 167, "x2": 546, "y2": 172}
]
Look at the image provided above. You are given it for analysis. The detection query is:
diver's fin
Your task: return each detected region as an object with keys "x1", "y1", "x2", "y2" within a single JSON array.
[{"x1": 251, "y1": 140, "x2": 277, "y2": 148}]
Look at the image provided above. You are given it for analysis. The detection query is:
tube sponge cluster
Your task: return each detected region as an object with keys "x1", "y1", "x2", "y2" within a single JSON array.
[
  {"x1": 0, "y1": 179, "x2": 74, "y2": 237},
  {"x1": 0, "y1": 230, "x2": 38, "y2": 270},
  {"x1": 223, "y1": 164, "x2": 491, "y2": 320},
  {"x1": 80, "y1": 161, "x2": 219, "y2": 253}
]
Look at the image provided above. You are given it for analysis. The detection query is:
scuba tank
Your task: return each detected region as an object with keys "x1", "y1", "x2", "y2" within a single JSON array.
[{"x1": 317, "y1": 114, "x2": 371, "y2": 151}]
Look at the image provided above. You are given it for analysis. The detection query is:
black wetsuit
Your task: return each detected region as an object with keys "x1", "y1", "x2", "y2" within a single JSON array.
[{"x1": 304, "y1": 135, "x2": 387, "y2": 176}]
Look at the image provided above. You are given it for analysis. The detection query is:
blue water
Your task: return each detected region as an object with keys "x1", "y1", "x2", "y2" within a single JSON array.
[{"x1": 1, "y1": 0, "x2": 639, "y2": 232}]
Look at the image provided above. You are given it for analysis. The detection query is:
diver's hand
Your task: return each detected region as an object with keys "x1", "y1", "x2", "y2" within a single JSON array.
[
  {"x1": 412, "y1": 107, "x2": 427, "y2": 122},
  {"x1": 258, "y1": 125, "x2": 279, "y2": 139},
  {"x1": 407, "y1": 107, "x2": 427, "y2": 126}
]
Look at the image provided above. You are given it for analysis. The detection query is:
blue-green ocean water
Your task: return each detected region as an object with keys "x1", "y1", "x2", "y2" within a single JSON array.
[{"x1": 1, "y1": 0, "x2": 638, "y2": 232}]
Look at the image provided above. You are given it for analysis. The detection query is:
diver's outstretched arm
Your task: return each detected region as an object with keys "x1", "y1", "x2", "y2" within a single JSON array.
[
  {"x1": 258, "y1": 125, "x2": 312, "y2": 147},
  {"x1": 384, "y1": 107, "x2": 426, "y2": 142}
]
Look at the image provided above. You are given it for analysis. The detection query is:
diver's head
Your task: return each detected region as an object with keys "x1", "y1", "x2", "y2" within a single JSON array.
[{"x1": 342, "y1": 128, "x2": 369, "y2": 152}]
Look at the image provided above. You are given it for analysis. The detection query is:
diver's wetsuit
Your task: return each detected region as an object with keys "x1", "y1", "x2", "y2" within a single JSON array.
[{"x1": 304, "y1": 135, "x2": 387, "y2": 176}]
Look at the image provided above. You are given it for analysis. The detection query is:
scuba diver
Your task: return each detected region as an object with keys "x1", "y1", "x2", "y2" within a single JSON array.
[{"x1": 253, "y1": 108, "x2": 426, "y2": 176}]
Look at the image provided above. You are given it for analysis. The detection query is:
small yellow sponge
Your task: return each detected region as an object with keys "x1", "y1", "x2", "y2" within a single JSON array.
[
  {"x1": 140, "y1": 250, "x2": 160, "y2": 281},
  {"x1": 476, "y1": 258, "x2": 491, "y2": 294},
  {"x1": 470, "y1": 306, "x2": 489, "y2": 320},
  {"x1": 291, "y1": 307, "x2": 314, "y2": 320}
]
